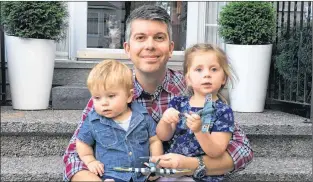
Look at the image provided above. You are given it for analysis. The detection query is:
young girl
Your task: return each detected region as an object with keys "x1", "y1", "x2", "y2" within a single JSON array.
[{"x1": 156, "y1": 43, "x2": 235, "y2": 182}]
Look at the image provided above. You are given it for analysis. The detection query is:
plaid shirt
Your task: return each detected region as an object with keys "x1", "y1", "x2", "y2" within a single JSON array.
[{"x1": 63, "y1": 68, "x2": 253, "y2": 181}]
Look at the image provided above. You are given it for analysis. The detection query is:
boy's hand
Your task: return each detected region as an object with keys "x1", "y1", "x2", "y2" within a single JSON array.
[
  {"x1": 87, "y1": 160, "x2": 105, "y2": 177},
  {"x1": 162, "y1": 108, "x2": 180, "y2": 125},
  {"x1": 185, "y1": 112, "x2": 202, "y2": 133}
]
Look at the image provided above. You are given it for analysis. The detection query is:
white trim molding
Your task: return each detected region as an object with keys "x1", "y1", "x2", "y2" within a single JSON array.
[
  {"x1": 77, "y1": 49, "x2": 184, "y2": 62},
  {"x1": 186, "y1": 2, "x2": 207, "y2": 48},
  {"x1": 68, "y1": 2, "x2": 87, "y2": 60}
]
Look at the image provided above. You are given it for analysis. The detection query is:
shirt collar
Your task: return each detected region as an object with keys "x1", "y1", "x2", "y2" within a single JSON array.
[
  {"x1": 132, "y1": 69, "x2": 174, "y2": 99},
  {"x1": 130, "y1": 102, "x2": 148, "y2": 114}
]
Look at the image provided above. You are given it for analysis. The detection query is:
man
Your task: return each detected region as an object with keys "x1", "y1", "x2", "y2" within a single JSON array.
[{"x1": 63, "y1": 5, "x2": 253, "y2": 182}]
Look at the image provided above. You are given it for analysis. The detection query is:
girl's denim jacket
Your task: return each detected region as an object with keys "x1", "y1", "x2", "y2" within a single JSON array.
[{"x1": 77, "y1": 102, "x2": 157, "y2": 182}]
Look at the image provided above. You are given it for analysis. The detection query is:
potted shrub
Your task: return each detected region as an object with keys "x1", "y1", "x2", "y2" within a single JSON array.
[
  {"x1": 0, "y1": 2, "x2": 68, "y2": 110},
  {"x1": 218, "y1": 2, "x2": 275, "y2": 112}
]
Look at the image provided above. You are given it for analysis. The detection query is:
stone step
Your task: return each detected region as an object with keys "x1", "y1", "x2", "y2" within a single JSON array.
[
  {"x1": 224, "y1": 157, "x2": 312, "y2": 181},
  {"x1": 1, "y1": 156, "x2": 63, "y2": 181},
  {"x1": 52, "y1": 86, "x2": 91, "y2": 110},
  {"x1": 1, "y1": 156, "x2": 311, "y2": 181},
  {"x1": 1, "y1": 106, "x2": 312, "y2": 157},
  {"x1": 2, "y1": 60, "x2": 184, "y2": 102},
  {"x1": 1, "y1": 134, "x2": 311, "y2": 158},
  {"x1": 53, "y1": 85, "x2": 226, "y2": 110}
]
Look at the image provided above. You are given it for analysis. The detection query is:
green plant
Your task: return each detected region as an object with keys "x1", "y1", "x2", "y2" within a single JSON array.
[
  {"x1": 274, "y1": 22, "x2": 312, "y2": 81},
  {"x1": 271, "y1": 21, "x2": 312, "y2": 103},
  {"x1": 0, "y1": 2, "x2": 68, "y2": 41},
  {"x1": 218, "y1": 2, "x2": 276, "y2": 45}
]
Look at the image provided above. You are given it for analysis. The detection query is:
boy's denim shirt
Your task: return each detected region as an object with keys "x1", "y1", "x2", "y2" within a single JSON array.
[{"x1": 77, "y1": 102, "x2": 157, "y2": 182}]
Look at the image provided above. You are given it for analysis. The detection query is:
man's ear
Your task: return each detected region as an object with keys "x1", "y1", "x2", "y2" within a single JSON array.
[
  {"x1": 127, "y1": 89, "x2": 134, "y2": 103},
  {"x1": 123, "y1": 42, "x2": 131, "y2": 59},
  {"x1": 168, "y1": 41, "x2": 174, "y2": 58}
]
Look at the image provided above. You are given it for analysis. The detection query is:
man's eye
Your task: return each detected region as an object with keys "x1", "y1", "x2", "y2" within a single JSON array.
[
  {"x1": 136, "y1": 36, "x2": 145, "y2": 41},
  {"x1": 155, "y1": 36, "x2": 165, "y2": 41}
]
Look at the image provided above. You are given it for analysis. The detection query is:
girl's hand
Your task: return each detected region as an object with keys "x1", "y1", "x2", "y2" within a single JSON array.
[
  {"x1": 86, "y1": 160, "x2": 105, "y2": 176},
  {"x1": 185, "y1": 112, "x2": 202, "y2": 133},
  {"x1": 162, "y1": 108, "x2": 180, "y2": 125}
]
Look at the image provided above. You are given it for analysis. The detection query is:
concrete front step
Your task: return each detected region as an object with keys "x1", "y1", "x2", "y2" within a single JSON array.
[
  {"x1": 1, "y1": 106, "x2": 312, "y2": 158},
  {"x1": 1, "y1": 134, "x2": 311, "y2": 158},
  {"x1": 1, "y1": 156, "x2": 311, "y2": 181},
  {"x1": 224, "y1": 157, "x2": 312, "y2": 181},
  {"x1": 52, "y1": 86, "x2": 91, "y2": 110},
  {"x1": 2, "y1": 60, "x2": 184, "y2": 101},
  {"x1": 1, "y1": 135, "x2": 71, "y2": 157}
]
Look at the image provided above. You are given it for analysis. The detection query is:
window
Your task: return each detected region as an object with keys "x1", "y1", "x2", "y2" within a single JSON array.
[
  {"x1": 56, "y1": 33, "x2": 69, "y2": 60},
  {"x1": 205, "y1": 2, "x2": 226, "y2": 49},
  {"x1": 86, "y1": 1, "x2": 187, "y2": 51},
  {"x1": 55, "y1": 3, "x2": 70, "y2": 60},
  {"x1": 61, "y1": 2, "x2": 203, "y2": 60},
  {"x1": 87, "y1": 12, "x2": 100, "y2": 36}
]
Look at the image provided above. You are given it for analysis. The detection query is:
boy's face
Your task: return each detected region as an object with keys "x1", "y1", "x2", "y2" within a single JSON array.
[
  {"x1": 124, "y1": 19, "x2": 174, "y2": 74},
  {"x1": 91, "y1": 86, "x2": 133, "y2": 120}
]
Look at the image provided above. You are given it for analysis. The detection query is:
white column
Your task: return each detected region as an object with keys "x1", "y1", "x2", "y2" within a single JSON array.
[
  {"x1": 68, "y1": 2, "x2": 87, "y2": 60},
  {"x1": 186, "y1": 2, "x2": 207, "y2": 48}
]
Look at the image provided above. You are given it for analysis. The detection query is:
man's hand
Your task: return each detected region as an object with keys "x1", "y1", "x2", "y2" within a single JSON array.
[
  {"x1": 185, "y1": 112, "x2": 202, "y2": 133},
  {"x1": 148, "y1": 175, "x2": 160, "y2": 181},
  {"x1": 150, "y1": 153, "x2": 192, "y2": 178},
  {"x1": 150, "y1": 153, "x2": 186, "y2": 169},
  {"x1": 150, "y1": 153, "x2": 191, "y2": 177},
  {"x1": 162, "y1": 108, "x2": 180, "y2": 125},
  {"x1": 86, "y1": 160, "x2": 104, "y2": 176}
]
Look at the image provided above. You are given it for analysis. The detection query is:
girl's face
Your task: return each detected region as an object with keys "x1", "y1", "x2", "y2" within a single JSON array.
[{"x1": 186, "y1": 51, "x2": 226, "y2": 98}]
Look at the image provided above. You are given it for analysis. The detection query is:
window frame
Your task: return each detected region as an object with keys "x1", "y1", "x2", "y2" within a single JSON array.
[
  {"x1": 67, "y1": 2, "x2": 206, "y2": 61},
  {"x1": 87, "y1": 10, "x2": 101, "y2": 37}
]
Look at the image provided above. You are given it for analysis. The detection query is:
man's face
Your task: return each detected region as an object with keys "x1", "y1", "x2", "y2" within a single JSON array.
[{"x1": 124, "y1": 19, "x2": 174, "y2": 74}]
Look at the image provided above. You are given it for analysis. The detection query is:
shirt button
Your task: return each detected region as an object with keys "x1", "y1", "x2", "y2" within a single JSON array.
[{"x1": 129, "y1": 152, "x2": 132, "y2": 156}]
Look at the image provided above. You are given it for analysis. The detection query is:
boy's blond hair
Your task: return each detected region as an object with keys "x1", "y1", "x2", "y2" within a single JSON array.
[{"x1": 87, "y1": 60, "x2": 133, "y2": 94}]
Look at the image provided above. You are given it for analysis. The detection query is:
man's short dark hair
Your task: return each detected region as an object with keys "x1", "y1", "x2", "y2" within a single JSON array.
[{"x1": 125, "y1": 5, "x2": 172, "y2": 43}]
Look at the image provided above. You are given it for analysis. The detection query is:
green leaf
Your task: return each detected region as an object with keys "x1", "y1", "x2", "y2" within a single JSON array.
[
  {"x1": 0, "y1": 1, "x2": 68, "y2": 41},
  {"x1": 218, "y1": 2, "x2": 275, "y2": 45}
]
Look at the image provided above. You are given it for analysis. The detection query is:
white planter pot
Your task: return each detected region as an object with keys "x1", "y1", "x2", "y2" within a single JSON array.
[
  {"x1": 226, "y1": 44, "x2": 272, "y2": 112},
  {"x1": 5, "y1": 35, "x2": 56, "y2": 110}
]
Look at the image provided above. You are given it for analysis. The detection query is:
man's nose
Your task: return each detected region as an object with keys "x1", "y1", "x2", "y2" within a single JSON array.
[{"x1": 144, "y1": 37, "x2": 155, "y2": 50}]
